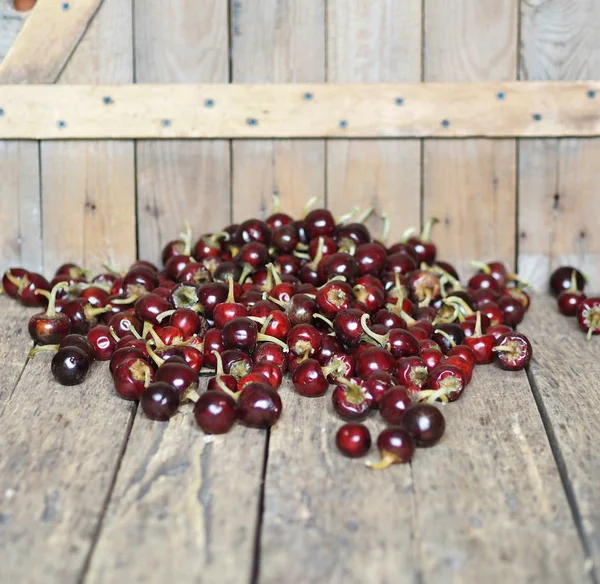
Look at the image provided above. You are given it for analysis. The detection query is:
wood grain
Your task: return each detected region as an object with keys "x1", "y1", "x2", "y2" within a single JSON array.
[
  {"x1": 522, "y1": 295, "x2": 600, "y2": 575},
  {"x1": 135, "y1": 0, "x2": 230, "y2": 266},
  {"x1": 260, "y1": 381, "x2": 417, "y2": 584},
  {"x1": 423, "y1": 0, "x2": 518, "y2": 279},
  {"x1": 40, "y1": 0, "x2": 135, "y2": 275},
  {"x1": 0, "y1": 140, "x2": 42, "y2": 274},
  {"x1": 231, "y1": 0, "x2": 325, "y2": 221},
  {"x1": 0, "y1": 0, "x2": 103, "y2": 83},
  {"x1": 1, "y1": 81, "x2": 599, "y2": 139},
  {"x1": 411, "y1": 365, "x2": 588, "y2": 583},
  {"x1": 0, "y1": 296, "x2": 35, "y2": 409},
  {"x1": 0, "y1": 353, "x2": 135, "y2": 583},
  {"x1": 0, "y1": 0, "x2": 27, "y2": 62},
  {"x1": 86, "y1": 378, "x2": 266, "y2": 584},
  {"x1": 519, "y1": 0, "x2": 600, "y2": 288},
  {"x1": 327, "y1": 0, "x2": 421, "y2": 241}
]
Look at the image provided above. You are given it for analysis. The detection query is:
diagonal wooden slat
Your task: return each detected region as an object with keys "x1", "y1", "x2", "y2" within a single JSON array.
[{"x1": 0, "y1": 0, "x2": 104, "y2": 84}]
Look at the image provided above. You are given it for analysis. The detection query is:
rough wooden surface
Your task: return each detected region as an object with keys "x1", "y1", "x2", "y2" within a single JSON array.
[
  {"x1": 260, "y1": 381, "x2": 417, "y2": 584},
  {"x1": 40, "y1": 0, "x2": 135, "y2": 275},
  {"x1": 0, "y1": 140, "x2": 42, "y2": 275},
  {"x1": 0, "y1": 0, "x2": 103, "y2": 83},
  {"x1": 326, "y1": 0, "x2": 421, "y2": 241},
  {"x1": 1, "y1": 81, "x2": 600, "y2": 140},
  {"x1": 423, "y1": 0, "x2": 518, "y2": 278},
  {"x1": 135, "y1": 0, "x2": 230, "y2": 266},
  {"x1": 86, "y1": 378, "x2": 266, "y2": 584},
  {"x1": 231, "y1": 0, "x2": 325, "y2": 221},
  {"x1": 522, "y1": 295, "x2": 600, "y2": 576},
  {"x1": 0, "y1": 297, "x2": 34, "y2": 408},
  {"x1": 412, "y1": 365, "x2": 588, "y2": 583},
  {"x1": 0, "y1": 0, "x2": 27, "y2": 62},
  {"x1": 0, "y1": 347, "x2": 135, "y2": 582},
  {"x1": 519, "y1": 0, "x2": 600, "y2": 287}
]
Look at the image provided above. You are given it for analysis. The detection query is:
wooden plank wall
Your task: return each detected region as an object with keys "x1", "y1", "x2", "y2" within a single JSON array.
[{"x1": 0, "y1": 2, "x2": 599, "y2": 283}]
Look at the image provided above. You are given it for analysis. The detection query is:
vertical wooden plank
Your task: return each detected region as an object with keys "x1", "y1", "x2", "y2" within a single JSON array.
[
  {"x1": 327, "y1": 1, "x2": 422, "y2": 241},
  {"x1": 135, "y1": 0, "x2": 230, "y2": 264},
  {"x1": 40, "y1": 0, "x2": 135, "y2": 274},
  {"x1": 519, "y1": 0, "x2": 600, "y2": 288},
  {"x1": 86, "y1": 380, "x2": 266, "y2": 584},
  {"x1": 522, "y1": 295, "x2": 600, "y2": 575},
  {"x1": 231, "y1": 0, "x2": 325, "y2": 220},
  {"x1": 260, "y1": 382, "x2": 418, "y2": 584},
  {"x1": 0, "y1": 140, "x2": 42, "y2": 274},
  {"x1": 423, "y1": 0, "x2": 518, "y2": 279}
]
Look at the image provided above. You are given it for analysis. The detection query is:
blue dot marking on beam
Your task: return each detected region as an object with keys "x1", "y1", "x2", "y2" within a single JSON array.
[
  {"x1": 304, "y1": 92, "x2": 313, "y2": 101},
  {"x1": 247, "y1": 118, "x2": 258, "y2": 126},
  {"x1": 588, "y1": 89, "x2": 596, "y2": 99},
  {"x1": 0, "y1": 108, "x2": 4, "y2": 116},
  {"x1": 532, "y1": 113, "x2": 542, "y2": 121},
  {"x1": 57, "y1": 120, "x2": 66, "y2": 128},
  {"x1": 497, "y1": 91, "x2": 505, "y2": 100},
  {"x1": 339, "y1": 120, "x2": 348, "y2": 128},
  {"x1": 161, "y1": 119, "x2": 171, "y2": 127},
  {"x1": 62, "y1": 2, "x2": 70, "y2": 11},
  {"x1": 103, "y1": 96, "x2": 113, "y2": 105},
  {"x1": 395, "y1": 97, "x2": 404, "y2": 106},
  {"x1": 204, "y1": 98, "x2": 215, "y2": 107},
  {"x1": 441, "y1": 119, "x2": 450, "y2": 128}
]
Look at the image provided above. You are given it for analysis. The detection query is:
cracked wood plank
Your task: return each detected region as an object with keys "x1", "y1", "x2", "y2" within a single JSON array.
[
  {"x1": 412, "y1": 362, "x2": 588, "y2": 582},
  {"x1": 85, "y1": 377, "x2": 266, "y2": 583},
  {"x1": 259, "y1": 380, "x2": 417, "y2": 584},
  {"x1": 521, "y1": 295, "x2": 600, "y2": 578},
  {"x1": 0, "y1": 349, "x2": 135, "y2": 582}
]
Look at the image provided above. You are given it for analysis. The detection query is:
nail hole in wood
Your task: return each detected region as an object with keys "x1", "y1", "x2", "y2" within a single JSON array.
[
  {"x1": 532, "y1": 113, "x2": 542, "y2": 121},
  {"x1": 0, "y1": 108, "x2": 4, "y2": 116},
  {"x1": 161, "y1": 119, "x2": 171, "y2": 128},
  {"x1": 103, "y1": 96, "x2": 113, "y2": 105},
  {"x1": 496, "y1": 92, "x2": 505, "y2": 100},
  {"x1": 12, "y1": 0, "x2": 37, "y2": 11},
  {"x1": 553, "y1": 193, "x2": 560, "y2": 210},
  {"x1": 247, "y1": 118, "x2": 258, "y2": 126},
  {"x1": 441, "y1": 119, "x2": 450, "y2": 127},
  {"x1": 303, "y1": 92, "x2": 313, "y2": 101},
  {"x1": 339, "y1": 120, "x2": 348, "y2": 128},
  {"x1": 588, "y1": 90, "x2": 596, "y2": 99},
  {"x1": 395, "y1": 97, "x2": 404, "y2": 105},
  {"x1": 62, "y1": 2, "x2": 70, "y2": 10},
  {"x1": 204, "y1": 99, "x2": 215, "y2": 107},
  {"x1": 57, "y1": 120, "x2": 66, "y2": 129}
]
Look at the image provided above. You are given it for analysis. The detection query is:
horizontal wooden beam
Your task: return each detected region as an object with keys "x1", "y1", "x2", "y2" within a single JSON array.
[{"x1": 0, "y1": 82, "x2": 598, "y2": 138}]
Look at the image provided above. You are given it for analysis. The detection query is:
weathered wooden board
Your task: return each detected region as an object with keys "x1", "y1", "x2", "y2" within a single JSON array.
[
  {"x1": 0, "y1": 296, "x2": 34, "y2": 408},
  {"x1": 86, "y1": 378, "x2": 266, "y2": 584},
  {"x1": 0, "y1": 140, "x2": 42, "y2": 275},
  {"x1": 522, "y1": 295, "x2": 600, "y2": 576},
  {"x1": 260, "y1": 381, "x2": 417, "y2": 584},
  {"x1": 231, "y1": 0, "x2": 325, "y2": 221},
  {"x1": 0, "y1": 0, "x2": 103, "y2": 83},
  {"x1": 0, "y1": 1, "x2": 28, "y2": 62},
  {"x1": 423, "y1": 0, "x2": 518, "y2": 279},
  {"x1": 519, "y1": 1, "x2": 600, "y2": 288},
  {"x1": 0, "y1": 82, "x2": 599, "y2": 139},
  {"x1": 135, "y1": 0, "x2": 230, "y2": 266},
  {"x1": 411, "y1": 365, "x2": 588, "y2": 583},
  {"x1": 40, "y1": 0, "x2": 135, "y2": 275},
  {"x1": 326, "y1": 0, "x2": 421, "y2": 241},
  {"x1": 0, "y1": 353, "x2": 135, "y2": 583}
]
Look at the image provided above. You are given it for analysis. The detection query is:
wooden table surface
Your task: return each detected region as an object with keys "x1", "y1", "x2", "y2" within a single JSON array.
[{"x1": 0, "y1": 295, "x2": 597, "y2": 584}]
